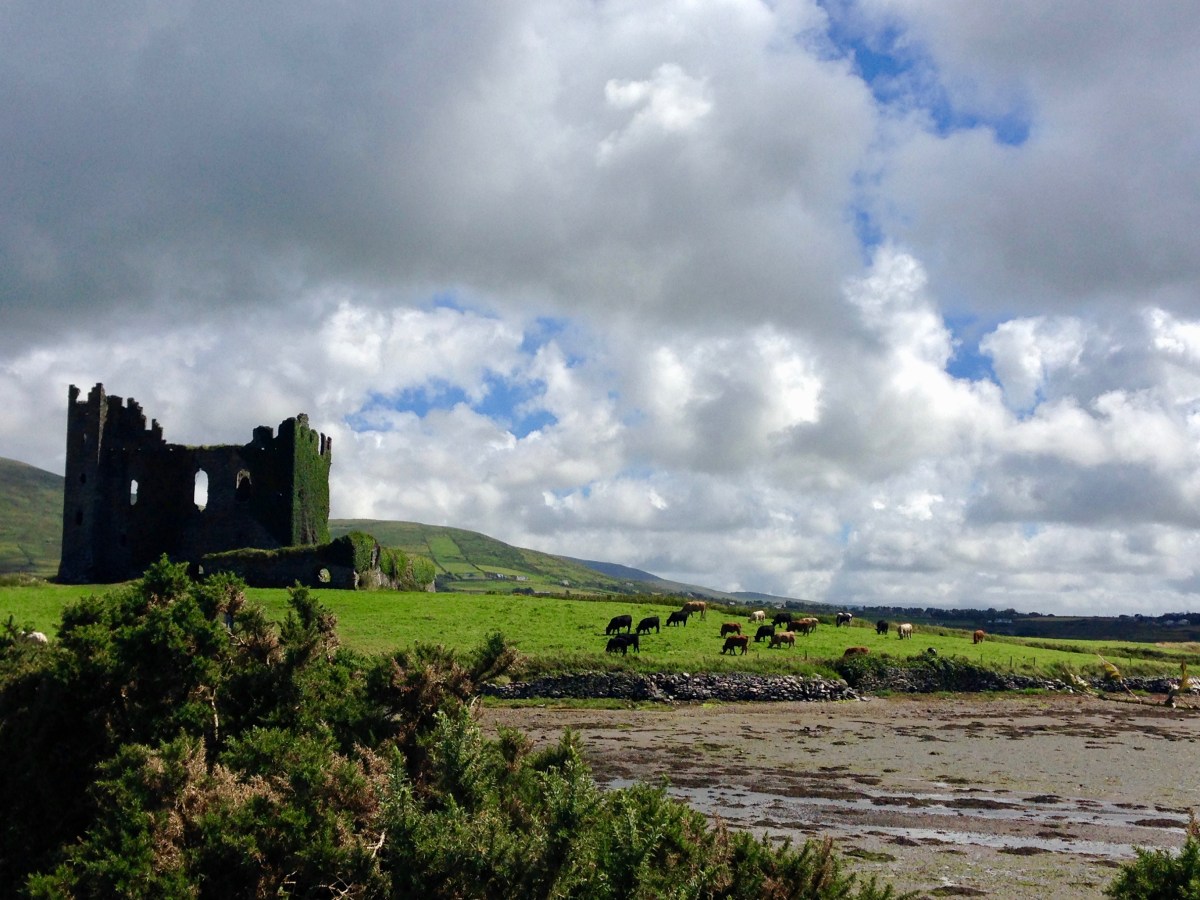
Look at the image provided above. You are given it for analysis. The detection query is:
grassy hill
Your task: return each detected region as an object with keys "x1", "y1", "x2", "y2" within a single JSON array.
[
  {"x1": 0, "y1": 458, "x2": 63, "y2": 578},
  {"x1": 329, "y1": 519, "x2": 735, "y2": 599}
]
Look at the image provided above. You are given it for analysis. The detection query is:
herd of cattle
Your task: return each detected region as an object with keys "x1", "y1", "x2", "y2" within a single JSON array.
[{"x1": 602, "y1": 605, "x2": 988, "y2": 657}]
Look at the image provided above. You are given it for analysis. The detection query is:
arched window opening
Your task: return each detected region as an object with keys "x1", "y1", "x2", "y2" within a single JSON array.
[
  {"x1": 316, "y1": 568, "x2": 331, "y2": 584},
  {"x1": 130, "y1": 479, "x2": 138, "y2": 506},
  {"x1": 235, "y1": 470, "x2": 252, "y2": 502},
  {"x1": 194, "y1": 469, "x2": 209, "y2": 511}
]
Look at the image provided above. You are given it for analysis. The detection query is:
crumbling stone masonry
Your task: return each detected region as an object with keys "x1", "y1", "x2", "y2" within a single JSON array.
[{"x1": 59, "y1": 383, "x2": 332, "y2": 583}]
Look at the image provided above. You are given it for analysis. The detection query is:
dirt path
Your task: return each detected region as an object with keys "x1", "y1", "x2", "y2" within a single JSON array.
[{"x1": 482, "y1": 694, "x2": 1200, "y2": 899}]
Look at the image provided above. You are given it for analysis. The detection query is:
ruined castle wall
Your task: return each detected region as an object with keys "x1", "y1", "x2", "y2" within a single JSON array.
[
  {"x1": 59, "y1": 383, "x2": 332, "y2": 583},
  {"x1": 198, "y1": 551, "x2": 358, "y2": 590}
]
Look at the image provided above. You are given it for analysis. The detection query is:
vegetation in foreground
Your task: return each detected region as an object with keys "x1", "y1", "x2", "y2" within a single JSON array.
[
  {"x1": 1105, "y1": 815, "x2": 1200, "y2": 899},
  {"x1": 0, "y1": 559, "x2": 907, "y2": 898}
]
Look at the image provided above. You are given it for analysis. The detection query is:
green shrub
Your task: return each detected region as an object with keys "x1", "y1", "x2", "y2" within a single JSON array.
[{"x1": 1106, "y1": 820, "x2": 1200, "y2": 899}]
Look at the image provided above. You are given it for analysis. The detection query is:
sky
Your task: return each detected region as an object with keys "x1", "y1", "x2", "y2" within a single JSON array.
[{"x1": 3, "y1": 1, "x2": 1200, "y2": 615}]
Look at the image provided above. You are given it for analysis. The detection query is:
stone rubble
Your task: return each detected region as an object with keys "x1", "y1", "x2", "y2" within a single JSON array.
[{"x1": 479, "y1": 670, "x2": 1195, "y2": 703}]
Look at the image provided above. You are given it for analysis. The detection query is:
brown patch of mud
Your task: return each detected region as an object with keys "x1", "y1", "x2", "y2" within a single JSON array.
[{"x1": 482, "y1": 694, "x2": 1200, "y2": 899}]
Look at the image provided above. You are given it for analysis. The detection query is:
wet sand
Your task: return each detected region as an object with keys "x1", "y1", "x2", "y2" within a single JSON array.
[{"x1": 481, "y1": 694, "x2": 1200, "y2": 899}]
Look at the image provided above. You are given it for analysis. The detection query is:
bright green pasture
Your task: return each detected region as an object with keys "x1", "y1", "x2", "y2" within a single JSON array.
[
  {"x1": 2, "y1": 583, "x2": 1193, "y2": 678},
  {"x1": 0, "y1": 582, "x2": 117, "y2": 634}
]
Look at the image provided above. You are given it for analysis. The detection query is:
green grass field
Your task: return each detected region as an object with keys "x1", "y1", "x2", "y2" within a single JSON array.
[{"x1": 4, "y1": 581, "x2": 1195, "y2": 681}]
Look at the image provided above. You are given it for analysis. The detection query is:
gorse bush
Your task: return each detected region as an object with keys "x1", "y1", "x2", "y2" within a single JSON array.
[
  {"x1": 1, "y1": 557, "x2": 907, "y2": 898},
  {"x1": 1105, "y1": 814, "x2": 1200, "y2": 900}
]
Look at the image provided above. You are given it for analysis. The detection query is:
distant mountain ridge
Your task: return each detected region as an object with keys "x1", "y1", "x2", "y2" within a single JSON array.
[{"x1": 0, "y1": 459, "x2": 769, "y2": 601}]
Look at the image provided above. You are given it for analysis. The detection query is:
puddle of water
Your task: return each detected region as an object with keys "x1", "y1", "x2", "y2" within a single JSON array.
[{"x1": 601, "y1": 778, "x2": 1184, "y2": 859}]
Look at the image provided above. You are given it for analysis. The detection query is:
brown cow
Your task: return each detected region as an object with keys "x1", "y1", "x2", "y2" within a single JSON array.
[
  {"x1": 791, "y1": 617, "x2": 818, "y2": 635},
  {"x1": 973, "y1": 629, "x2": 985, "y2": 644},
  {"x1": 843, "y1": 646, "x2": 869, "y2": 658},
  {"x1": 897, "y1": 623, "x2": 914, "y2": 640},
  {"x1": 769, "y1": 631, "x2": 796, "y2": 649},
  {"x1": 683, "y1": 600, "x2": 707, "y2": 620},
  {"x1": 720, "y1": 622, "x2": 742, "y2": 637},
  {"x1": 721, "y1": 635, "x2": 749, "y2": 655}
]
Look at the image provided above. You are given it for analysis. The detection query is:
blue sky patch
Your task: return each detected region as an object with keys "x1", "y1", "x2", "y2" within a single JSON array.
[
  {"x1": 943, "y1": 314, "x2": 1000, "y2": 384},
  {"x1": 475, "y1": 371, "x2": 557, "y2": 438},
  {"x1": 346, "y1": 373, "x2": 556, "y2": 439},
  {"x1": 345, "y1": 383, "x2": 470, "y2": 432},
  {"x1": 427, "y1": 291, "x2": 480, "y2": 315}
]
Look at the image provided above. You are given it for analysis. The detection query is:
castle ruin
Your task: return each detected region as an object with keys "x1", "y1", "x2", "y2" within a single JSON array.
[{"x1": 59, "y1": 383, "x2": 332, "y2": 583}]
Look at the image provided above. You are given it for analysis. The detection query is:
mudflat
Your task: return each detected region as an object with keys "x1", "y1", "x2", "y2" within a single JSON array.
[{"x1": 482, "y1": 693, "x2": 1200, "y2": 899}]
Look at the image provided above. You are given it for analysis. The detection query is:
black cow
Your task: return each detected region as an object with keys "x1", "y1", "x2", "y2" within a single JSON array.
[
  {"x1": 876, "y1": 619, "x2": 889, "y2": 636},
  {"x1": 754, "y1": 624, "x2": 776, "y2": 643},
  {"x1": 666, "y1": 610, "x2": 689, "y2": 627},
  {"x1": 772, "y1": 612, "x2": 792, "y2": 627},
  {"x1": 637, "y1": 616, "x2": 660, "y2": 635},
  {"x1": 606, "y1": 633, "x2": 640, "y2": 654},
  {"x1": 606, "y1": 614, "x2": 633, "y2": 635}
]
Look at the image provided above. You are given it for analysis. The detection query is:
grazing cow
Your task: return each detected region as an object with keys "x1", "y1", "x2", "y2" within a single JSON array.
[
  {"x1": 749, "y1": 610, "x2": 766, "y2": 623},
  {"x1": 897, "y1": 622, "x2": 914, "y2": 640},
  {"x1": 754, "y1": 624, "x2": 776, "y2": 643},
  {"x1": 836, "y1": 612, "x2": 854, "y2": 627},
  {"x1": 973, "y1": 629, "x2": 986, "y2": 645},
  {"x1": 721, "y1": 635, "x2": 749, "y2": 655},
  {"x1": 876, "y1": 620, "x2": 889, "y2": 636},
  {"x1": 720, "y1": 622, "x2": 742, "y2": 637},
  {"x1": 606, "y1": 634, "x2": 640, "y2": 655},
  {"x1": 637, "y1": 616, "x2": 661, "y2": 635},
  {"x1": 772, "y1": 612, "x2": 793, "y2": 627},
  {"x1": 843, "y1": 646, "x2": 869, "y2": 658},
  {"x1": 791, "y1": 617, "x2": 818, "y2": 636},
  {"x1": 23, "y1": 631, "x2": 48, "y2": 645},
  {"x1": 666, "y1": 610, "x2": 689, "y2": 627},
  {"x1": 769, "y1": 631, "x2": 796, "y2": 649},
  {"x1": 683, "y1": 600, "x2": 707, "y2": 620},
  {"x1": 605, "y1": 614, "x2": 633, "y2": 635}
]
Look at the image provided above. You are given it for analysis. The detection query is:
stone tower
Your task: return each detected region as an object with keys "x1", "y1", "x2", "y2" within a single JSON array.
[{"x1": 58, "y1": 383, "x2": 332, "y2": 583}]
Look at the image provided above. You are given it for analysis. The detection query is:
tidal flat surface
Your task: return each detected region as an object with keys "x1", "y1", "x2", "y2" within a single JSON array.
[{"x1": 482, "y1": 694, "x2": 1200, "y2": 899}]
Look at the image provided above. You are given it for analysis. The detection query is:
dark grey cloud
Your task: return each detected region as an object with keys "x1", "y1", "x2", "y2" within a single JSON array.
[
  {"x1": 1, "y1": 0, "x2": 873, "y2": 355},
  {"x1": 967, "y1": 457, "x2": 1200, "y2": 529}
]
